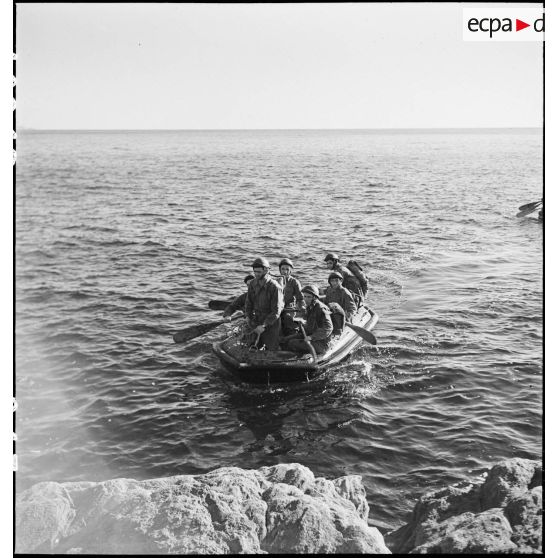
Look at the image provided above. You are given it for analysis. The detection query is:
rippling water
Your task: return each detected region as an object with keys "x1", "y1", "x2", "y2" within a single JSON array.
[{"x1": 15, "y1": 129, "x2": 542, "y2": 527}]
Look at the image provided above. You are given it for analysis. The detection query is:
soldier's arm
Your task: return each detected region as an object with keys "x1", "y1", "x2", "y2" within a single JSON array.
[
  {"x1": 294, "y1": 279, "x2": 305, "y2": 309},
  {"x1": 344, "y1": 291, "x2": 357, "y2": 322},
  {"x1": 244, "y1": 286, "x2": 253, "y2": 319},
  {"x1": 224, "y1": 293, "x2": 246, "y2": 317}
]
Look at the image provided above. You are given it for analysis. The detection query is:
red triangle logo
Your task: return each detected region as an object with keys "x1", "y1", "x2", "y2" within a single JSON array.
[{"x1": 516, "y1": 19, "x2": 530, "y2": 32}]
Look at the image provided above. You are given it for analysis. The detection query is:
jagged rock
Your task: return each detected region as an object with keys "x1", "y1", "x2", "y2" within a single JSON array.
[
  {"x1": 505, "y1": 486, "x2": 542, "y2": 527},
  {"x1": 333, "y1": 475, "x2": 370, "y2": 520},
  {"x1": 480, "y1": 458, "x2": 540, "y2": 509},
  {"x1": 506, "y1": 486, "x2": 543, "y2": 552},
  {"x1": 16, "y1": 482, "x2": 76, "y2": 552},
  {"x1": 386, "y1": 458, "x2": 542, "y2": 554},
  {"x1": 412, "y1": 509, "x2": 516, "y2": 554},
  {"x1": 16, "y1": 463, "x2": 389, "y2": 554}
]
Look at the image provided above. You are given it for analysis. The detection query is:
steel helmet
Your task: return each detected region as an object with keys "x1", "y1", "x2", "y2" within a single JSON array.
[
  {"x1": 251, "y1": 257, "x2": 270, "y2": 269},
  {"x1": 328, "y1": 271, "x2": 344, "y2": 283},
  {"x1": 278, "y1": 258, "x2": 294, "y2": 269},
  {"x1": 324, "y1": 253, "x2": 339, "y2": 262},
  {"x1": 301, "y1": 285, "x2": 320, "y2": 298}
]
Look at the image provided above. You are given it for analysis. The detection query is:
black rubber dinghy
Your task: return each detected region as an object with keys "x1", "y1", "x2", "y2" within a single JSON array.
[{"x1": 212, "y1": 306, "x2": 379, "y2": 384}]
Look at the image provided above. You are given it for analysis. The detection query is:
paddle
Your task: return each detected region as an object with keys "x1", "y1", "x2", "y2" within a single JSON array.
[
  {"x1": 516, "y1": 204, "x2": 543, "y2": 218},
  {"x1": 518, "y1": 200, "x2": 542, "y2": 212},
  {"x1": 173, "y1": 311, "x2": 243, "y2": 344},
  {"x1": 299, "y1": 324, "x2": 317, "y2": 363},
  {"x1": 208, "y1": 299, "x2": 233, "y2": 311},
  {"x1": 346, "y1": 322, "x2": 377, "y2": 346}
]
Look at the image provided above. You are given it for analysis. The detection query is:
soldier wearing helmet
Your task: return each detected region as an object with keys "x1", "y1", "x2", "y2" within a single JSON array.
[
  {"x1": 324, "y1": 271, "x2": 357, "y2": 335},
  {"x1": 324, "y1": 253, "x2": 363, "y2": 307},
  {"x1": 278, "y1": 257, "x2": 305, "y2": 335},
  {"x1": 244, "y1": 257, "x2": 284, "y2": 350},
  {"x1": 285, "y1": 285, "x2": 333, "y2": 355},
  {"x1": 222, "y1": 273, "x2": 255, "y2": 320}
]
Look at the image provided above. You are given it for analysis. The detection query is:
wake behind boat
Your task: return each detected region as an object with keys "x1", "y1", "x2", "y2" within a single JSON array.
[{"x1": 212, "y1": 305, "x2": 379, "y2": 384}]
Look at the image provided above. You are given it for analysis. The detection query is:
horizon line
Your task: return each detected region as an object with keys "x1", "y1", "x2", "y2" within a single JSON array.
[{"x1": 17, "y1": 126, "x2": 543, "y2": 132}]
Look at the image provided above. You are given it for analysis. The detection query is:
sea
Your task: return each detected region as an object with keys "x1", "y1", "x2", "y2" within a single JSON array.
[{"x1": 15, "y1": 129, "x2": 542, "y2": 528}]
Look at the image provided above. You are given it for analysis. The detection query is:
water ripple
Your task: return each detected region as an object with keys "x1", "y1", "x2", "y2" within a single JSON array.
[{"x1": 15, "y1": 129, "x2": 542, "y2": 528}]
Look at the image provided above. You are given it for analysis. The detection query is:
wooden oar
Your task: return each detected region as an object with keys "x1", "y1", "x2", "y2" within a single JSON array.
[
  {"x1": 173, "y1": 312, "x2": 243, "y2": 344},
  {"x1": 299, "y1": 324, "x2": 317, "y2": 363},
  {"x1": 208, "y1": 299, "x2": 233, "y2": 311},
  {"x1": 346, "y1": 322, "x2": 377, "y2": 345},
  {"x1": 518, "y1": 199, "x2": 542, "y2": 212}
]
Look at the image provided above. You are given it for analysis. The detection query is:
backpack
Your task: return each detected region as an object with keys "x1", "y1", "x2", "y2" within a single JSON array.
[{"x1": 347, "y1": 260, "x2": 369, "y2": 296}]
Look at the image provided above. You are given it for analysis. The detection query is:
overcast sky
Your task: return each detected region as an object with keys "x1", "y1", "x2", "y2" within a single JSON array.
[{"x1": 16, "y1": 3, "x2": 543, "y2": 129}]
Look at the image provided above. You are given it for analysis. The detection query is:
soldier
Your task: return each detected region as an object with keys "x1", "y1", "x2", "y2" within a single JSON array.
[
  {"x1": 245, "y1": 257, "x2": 284, "y2": 350},
  {"x1": 286, "y1": 285, "x2": 333, "y2": 356},
  {"x1": 324, "y1": 271, "x2": 357, "y2": 335},
  {"x1": 277, "y1": 258, "x2": 304, "y2": 335},
  {"x1": 324, "y1": 253, "x2": 363, "y2": 307},
  {"x1": 222, "y1": 273, "x2": 255, "y2": 320}
]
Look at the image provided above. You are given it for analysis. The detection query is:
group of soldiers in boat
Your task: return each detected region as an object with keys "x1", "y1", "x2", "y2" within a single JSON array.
[{"x1": 221, "y1": 253, "x2": 368, "y2": 356}]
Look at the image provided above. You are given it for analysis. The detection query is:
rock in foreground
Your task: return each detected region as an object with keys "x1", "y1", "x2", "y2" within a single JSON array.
[
  {"x1": 386, "y1": 458, "x2": 542, "y2": 554},
  {"x1": 16, "y1": 463, "x2": 389, "y2": 554}
]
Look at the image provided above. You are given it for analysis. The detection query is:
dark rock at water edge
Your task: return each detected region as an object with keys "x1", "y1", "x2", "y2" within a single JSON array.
[
  {"x1": 385, "y1": 457, "x2": 542, "y2": 554},
  {"x1": 16, "y1": 463, "x2": 389, "y2": 554}
]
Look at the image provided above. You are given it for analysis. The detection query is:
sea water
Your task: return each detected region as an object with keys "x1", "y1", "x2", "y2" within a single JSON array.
[{"x1": 15, "y1": 129, "x2": 542, "y2": 526}]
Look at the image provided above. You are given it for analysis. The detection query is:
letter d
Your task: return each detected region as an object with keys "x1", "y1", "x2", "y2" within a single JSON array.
[{"x1": 534, "y1": 15, "x2": 544, "y2": 32}]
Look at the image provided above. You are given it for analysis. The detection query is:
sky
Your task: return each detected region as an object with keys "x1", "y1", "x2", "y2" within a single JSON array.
[{"x1": 15, "y1": 3, "x2": 543, "y2": 130}]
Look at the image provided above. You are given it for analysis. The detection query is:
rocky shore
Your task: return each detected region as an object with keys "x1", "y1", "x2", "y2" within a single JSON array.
[
  {"x1": 16, "y1": 458, "x2": 541, "y2": 554},
  {"x1": 386, "y1": 458, "x2": 542, "y2": 554}
]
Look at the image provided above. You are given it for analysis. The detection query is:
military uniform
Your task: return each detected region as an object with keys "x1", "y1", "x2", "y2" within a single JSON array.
[
  {"x1": 280, "y1": 275, "x2": 304, "y2": 335},
  {"x1": 333, "y1": 263, "x2": 363, "y2": 306},
  {"x1": 282, "y1": 275, "x2": 304, "y2": 309},
  {"x1": 286, "y1": 299, "x2": 333, "y2": 355},
  {"x1": 325, "y1": 284, "x2": 357, "y2": 323},
  {"x1": 223, "y1": 293, "x2": 247, "y2": 318},
  {"x1": 245, "y1": 274, "x2": 284, "y2": 350}
]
